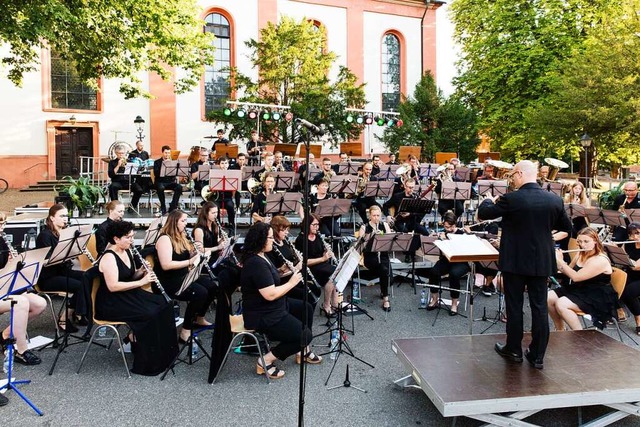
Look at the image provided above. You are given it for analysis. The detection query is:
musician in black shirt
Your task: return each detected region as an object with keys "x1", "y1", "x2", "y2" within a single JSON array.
[
  {"x1": 153, "y1": 145, "x2": 183, "y2": 215},
  {"x1": 383, "y1": 178, "x2": 430, "y2": 235}
]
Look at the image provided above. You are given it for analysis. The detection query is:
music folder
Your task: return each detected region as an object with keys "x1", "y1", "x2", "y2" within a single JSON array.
[{"x1": 433, "y1": 234, "x2": 499, "y2": 262}]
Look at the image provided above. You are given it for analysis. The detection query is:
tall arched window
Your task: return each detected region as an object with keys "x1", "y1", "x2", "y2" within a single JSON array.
[
  {"x1": 204, "y1": 12, "x2": 231, "y2": 114},
  {"x1": 381, "y1": 33, "x2": 401, "y2": 111}
]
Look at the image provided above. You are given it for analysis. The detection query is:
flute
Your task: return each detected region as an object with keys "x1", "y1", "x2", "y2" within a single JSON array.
[
  {"x1": 559, "y1": 248, "x2": 590, "y2": 253},
  {"x1": 130, "y1": 246, "x2": 172, "y2": 303}
]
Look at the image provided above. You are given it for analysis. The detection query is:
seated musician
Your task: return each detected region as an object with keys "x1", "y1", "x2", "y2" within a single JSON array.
[
  {"x1": 354, "y1": 162, "x2": 380, "y2": 223},
  {"x1": 383, "y1": 178, "x2": 430, "y2": 235},
  {"x1": 210, "y1": 128, "x2": 229, "y2": 160},
  {"x1": 246, "y1": 129, "x2": 263, "y2": 166},
  {"x1": 154, "y1": 210, "x2": 216, "y2": 343},
  {"x1": 251, "y1": 173, "x2": 277, "y2": 223},
  {"x1": 435, "y1": 163, "x2": 464, "y2": 218},
  {"x1": 36, "y1": 204, "x2": 91, "y2": 332},
  {"x1": 477, "y1": 162, "x2": 496, "y2": 181},
  {"x1": 255, "y1": 151, "x2": 275, "y2": 179},
  {"x1": 128, "y1": 140, "x2": 151, "y2": 210},
  {"x1": 427, "y1": 211, "x2": 470, "y2": 316},
  {"x1": 611, "y1": 181, "x2": 640, "y2": 241},
  {"x1": 387, "y1": 153, "x2": 399, "y2": 165},
  {"x1": 359, "y1": 206, "x2": 392, "y2": 312},
  {"x1": 108, "y1": 144, "x2": 143, "y2": 205},
  {"x1": 95, "y1": 200, "x2": 124, "y2": 255},
  {"x1": 371, "y1": 155, "x2": 383, "y2": 177},
  {"x1": 310, "y1": 158, "x2": 335, "y2": 185},
  {"x1": 620, "y1": 223, "x2": 640, "y2": 333},
  {"x1": 297, "y1": 153, "x2": 316, "y2": 189},
  {"x1": 273, "y1": 151, "x2": 291, "y2": 172},
  {"x1": 230, "y1": 152, "x2": 247, "y2": 207},
  {"x1": 295, "y1": 214, "x2": 338, "y2": 317},
  {"x1": 310, "y1": 178, "x2": 340, "y2": 237},
  {"x1": 215, "y1": 157, "x2": 236, "y2": 229},
  {"x1": 548, "y1": 227, "x2": 617, "y2": 330},
  {"x1": 266, "y1": 216, "x2": 319, "y2": 307},
  {"x1": 97, "y1": 220, "x2": 178, "y2": 376},
  {"x1": 538, "y1": 165, "x2": 550, "y2": 184},
  {"x1": 153, "y1": 145, "x2": 183, "y2": 215},
  {"x1": 241, "y1": 222, "x2": 321, "y2": 379},
  {"x1": 190, "y1": 148, "x2": 210, "y2": 193},
  {"x1": 332, "y1": 152, "x2": 349, "y2": 174},
  {"x1": 193, "y1": 201, "x2": 228, "y2": 270}
]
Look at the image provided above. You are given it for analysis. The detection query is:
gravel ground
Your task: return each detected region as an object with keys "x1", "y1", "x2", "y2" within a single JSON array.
[{"x1": 0, "y1": 189, "x2": 56, "y2": 216}]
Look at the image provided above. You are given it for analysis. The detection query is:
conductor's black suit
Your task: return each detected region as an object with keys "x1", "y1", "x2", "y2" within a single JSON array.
[{"x1": 478, "y1": 182, "x2": 571, "y2": 362}]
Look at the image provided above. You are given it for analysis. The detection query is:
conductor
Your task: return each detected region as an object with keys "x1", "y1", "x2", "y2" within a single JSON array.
[{"x1": 477, "y1": 160, "x2": 571, "y2": 369}]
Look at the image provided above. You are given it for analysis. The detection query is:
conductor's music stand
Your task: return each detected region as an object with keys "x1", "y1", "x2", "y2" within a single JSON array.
[
  {"x1": 542, "y1": 182, "x2": 564, "y2": 197},
  {"x1": 0, "y1": 247, "x2": 49, "y2": 415},
  {"x1": 477, "y1": 180, "x2": 508, "y2": 198},
  {"x1": 45, "y1": 225, "x2": 93, "y2": 375},
  {"x1": 265, "y1": 192, "x2": 302, "y2": 218}
]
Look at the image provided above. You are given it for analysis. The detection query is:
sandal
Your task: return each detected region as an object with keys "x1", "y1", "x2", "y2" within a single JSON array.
[
  {"x1": 256, "y1": 362, "x2": 285, "y2": 379},
  {"x1": 382, "y1": 299, "x2": 391, "y2": 312},
  {"x1": 426, "y1": 302, "x2": 438, "y2": 311},
  {"x1": 320, "y1": 305, "x2": 336, "y2": 319},
  {"x1": 14, "y1": 349, "x2": 41, "y2": 366},
  {"x1": 296, "y1": 352, "x2": 323, "y2": 365},
  {"x1": 58, "y1": 319, "x2": 79, "y2": 333},
  {"x1": 635, "y1": 326, "x2": 640, "y2": 336}
]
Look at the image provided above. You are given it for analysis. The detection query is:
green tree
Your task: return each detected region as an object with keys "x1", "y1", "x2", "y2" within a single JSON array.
[
  {"x1": 378, "y1": 72, "x2": 479, "y2": 163},
  {"x1": 525, "y1": 0, "x2": 640, "y2": 177},
  {"x1": 0, "y1": 0, "x2": 214, "y2": 98},
  {"x1": 207, "y1": 17, "x2": 366, "y2": 144},
  {"x1": 449, "y1": 0, "x2": 605, "y2": 159}
]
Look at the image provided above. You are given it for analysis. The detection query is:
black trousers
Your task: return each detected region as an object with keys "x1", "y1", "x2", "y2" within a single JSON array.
[
  {"x1": 173, "y1": 277, "x2": 216, "y2": 329},
  {"x1": 216, "y1": 197, "x2": 235, "y2": 227},
  {"x1": 429, "y1": 259, "x2": 470, "y2": 299},
  {"x1": 109, "y1": 181, "x2": 143, "y2": 205},
  {"x1": 354, "y1": 197, "x2": 380, "y2": 223},
  {"x1": 502, "y1": 272, "x2": 549, "y2": 360},
  {"x1": 259, "y1": 298, "x2": 313, "y2": 361},
  {"x1": 156, "y1": 181, "x2": 183, "y2": 214},
  {"x1": 620, "y1": 280, "x2": 640, "y2": 316},
  {"x1": 38, "y1": 270, "x2": 91, "y2": 316},
  {"x1": 363, "y1": 253, "x2": 391, "y2": 297}
]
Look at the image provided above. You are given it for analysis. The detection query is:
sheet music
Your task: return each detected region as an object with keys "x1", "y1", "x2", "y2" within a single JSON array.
[
  {"x1": 330, "y1": 247, "x2": 361, "y2": 293},
  {"x1": 434, "y1": 234, "x2": 499, "y2": 261}
]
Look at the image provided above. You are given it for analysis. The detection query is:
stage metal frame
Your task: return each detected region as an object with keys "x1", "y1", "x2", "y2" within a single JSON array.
[{"x1": 392, "y1": 331, "x2": 640, "y2": 426}]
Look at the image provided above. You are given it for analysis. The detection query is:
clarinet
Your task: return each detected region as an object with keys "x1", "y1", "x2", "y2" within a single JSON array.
[
  {"x1": 319, "y1": 234, "x2": 338, "y2": 265},
  {"x1": 215, "y1": 218, "x2": 230, "y2": 245},
  {"x1": 285, "y1": 239, "x2": 323, "y2": 291},
  {"x1": 130, "y1": 246, "x2": 172, "y2": 304},
  {"x1": 1, "y1": 233, "x2": 18, "y2": 258},
  {"x1": 271, "y1": 244, "x2": 319, "y2": 305},
  {"x1": 186, "y1": 230, "x2": 217, "y2": 282}
]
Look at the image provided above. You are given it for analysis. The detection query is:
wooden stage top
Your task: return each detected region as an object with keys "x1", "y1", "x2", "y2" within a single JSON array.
[{"x1": 393, "y1": 330, "x2": 640, "y2": 424}]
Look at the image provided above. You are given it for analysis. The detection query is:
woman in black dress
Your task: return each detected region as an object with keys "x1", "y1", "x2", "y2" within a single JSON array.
[
  {"x1": 241, "y1": 222, "x2": 321, "y2": 380},
  {"x1": 36, "y1": 203, "x2": 91, "y2": 332},
  {"x1": 97, "y1": 221, "x2": 178, "y2": 376},
  {"x1": 294, "y1": 214, "x2": 337, "y2": 317},
  {"x1": 548, "y1": 227, "x2": 617, "y2": 330},
  {"x1": 193, "y1": 202, "x2": 227, "y2": 271},
  {"x1": 154, "y1": 210, "x2": 216, "y2": 343},
  {"x1": 620, "y1": 223, "x2": 640, "y2": 333},
  {"x1": 359, "y1": 205, "x2": 392, "y2": 311}
]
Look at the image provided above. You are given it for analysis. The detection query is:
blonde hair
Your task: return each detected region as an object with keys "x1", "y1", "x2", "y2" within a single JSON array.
[
  {"x1": 368, "y1": 205, "x2": 381, "y2": 215},
  {"x1": 160, "y1": 210, "x2": 191, "y2": 254},
  {"x1": 567, "y1": 181, "x2": 587, "y2": 205}
]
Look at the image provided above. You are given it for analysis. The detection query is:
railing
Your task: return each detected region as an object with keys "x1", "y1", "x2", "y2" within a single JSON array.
[{"x1": 79, "y1": 156, "x2": 109, "y2": 187}]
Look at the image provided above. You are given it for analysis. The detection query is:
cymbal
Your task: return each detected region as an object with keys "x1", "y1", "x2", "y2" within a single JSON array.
[
  {"x1": 486, "y1": 159, "x2": 513, "y2": 170},
  {"x1": 544, "y1": 157, "x2": 569, "y2": 169}
]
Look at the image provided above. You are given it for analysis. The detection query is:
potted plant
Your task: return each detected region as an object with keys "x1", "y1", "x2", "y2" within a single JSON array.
[
  {"x1": 55, "y1": 176, "x2": 105, "y2": 216},
  {"x1": 598, "y1": 182, "x2": 624, "y2": 210}
]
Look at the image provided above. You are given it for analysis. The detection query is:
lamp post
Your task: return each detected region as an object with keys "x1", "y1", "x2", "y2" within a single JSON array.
[
  {"x1": 134, "y1": 115, "x2": 146, "y2": 141},
  {"x1": 580, "y1": 132, "x2": 592, "y2": 196}
]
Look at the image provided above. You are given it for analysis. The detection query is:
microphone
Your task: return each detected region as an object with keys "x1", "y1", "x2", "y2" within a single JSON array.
[{"x1": 295, "y1": 118, "x2": 325, "y2": 136}]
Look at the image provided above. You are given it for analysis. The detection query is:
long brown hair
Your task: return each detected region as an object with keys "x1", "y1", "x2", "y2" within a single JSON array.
[
  {"x1": 160, "y1": 210, "x2": 191, "y2": 253},
  {"x1": 46, "y1": 204, "x2": 67, "y2": 237},
  {"x1": 195, "y1": 202, "x2": 218, "y2": 236},
  {"x1": 576, "y1": 227, "x2": 605, "y2": 261}
]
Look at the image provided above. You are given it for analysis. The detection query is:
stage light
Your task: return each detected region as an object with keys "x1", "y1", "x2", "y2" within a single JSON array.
[
  {"x1": 356, "y1": 115, "x2": 364, "y2": 124},
  {"x1": 396, "y1": 119, "x2": 404, "y2": 127},
  {"x1": 387, "y1": 118, "x2": 395, "y2": 127},
  {"x1": 236, "y1": 109, "x2": 246, "y2": 118},
  {"x1": 272, "y1": 111, "x2": 281, "y2": 121},
  {"x1": 223, "y1": 107, "x2": 232, "y2": 116},
  {"x1": 285, "y1": 112, "x2": 294, "y2": 122},
  {"x1": 375, "y1": 116, "x2": 385, "y2": 126},
  {"x1": 364, "y1": 115, "x2": 373, "y2": 125},
  {"x1": 248, "y1": 110, "x2": 258, "y2": 120},
  {"x1": 346, "y1": 114, "x2": 354, "y2": 123},
  {"x1": 262, "y1": 111, "x2": 271, "y2": 120}
]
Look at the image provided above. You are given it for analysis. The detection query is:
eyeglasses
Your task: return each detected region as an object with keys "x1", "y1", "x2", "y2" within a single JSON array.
[{"x1": 624, "y1": 189, "x2": 637, "y2": 192}]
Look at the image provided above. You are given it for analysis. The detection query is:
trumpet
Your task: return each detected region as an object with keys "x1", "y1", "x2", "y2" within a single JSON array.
[
  {"x1": 319, "y1": 233, "x2": 338, "y2": 265},
  {"x1": 1, "y1": 233, "x2": 18, "y2": 259},
  {"x1": 130, "y1": 246, "x2": 172, "y2": 303}
]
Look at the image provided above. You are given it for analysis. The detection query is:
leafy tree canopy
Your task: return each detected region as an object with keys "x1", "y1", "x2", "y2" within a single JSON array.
[
  {"x1": 377, "y1": 72, "x2": 479, "y2": 163},
  {"x1": 0, "y1": 0, "x2": 214, "y2": 98},
  {"x1": 207, "y1": 17, "x2": 366, "y2": 145}
]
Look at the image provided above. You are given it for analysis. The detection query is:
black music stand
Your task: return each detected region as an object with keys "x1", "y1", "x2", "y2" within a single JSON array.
[
  {"x1": 265, "y1": 192, "x2": 302, "y2": 218},
  {"x1": 307, "y1": 168, "x2": 322, "y2": 184},
  {"x1": 0, "y1": 247, "x2": 48, "y2": 415},
  {"x1": 369, "y1": 233, "x2": 412, "y2": 317},
  {"x1": 46, "y1": 225, "x2": 93, "y2": 375},
  {"x1": 197, "y1": 164, "x2": 212, "y2": 182},
  {"x1": 161, "y1": 159, "x2": 190, "y2": 180},
  {"x1": 316, "y1": 199, "x2": 352, "y2": 239},
  {"x1": 120, "y1": 163, "x2": 142, "y2": 215},
  {"x1": 320, "y1": 243, "x2": 373, "y2": 391},
  {"x1": 604, "y1": 244, "x2": 636, "y2": 268},
  {"x1": 377, "y1": 165, "x2": 400, "y2": 180},
  {"x1": 454, "y1": 167, "x2": 471, "y2": 182},
  {"x1": 420, "y1": 164, "x2": 440, "y2": 180},
  {"x1": 625, "y1": 209, "x2": 640, "y2": 223},
  {"x1": 442, "y1": 181, "x2": 472, "y2": 223},
  {"x1": 585, "y1": 208, "x2": 626, "y2": 228},
  {"x1": 474, "y1": 259, "x2": 505, "y2": 334},
  {"x1": 142, "y1": 216, "x2": 166, "y2": 249},
  {"x1": 337, "y1": 162, "x2": 362, "y2": 175},
  {"x1": 329, "y1": 175, "x2": 358, "y2": 195},
  {"x1": 477, "y1": 180, "x2": 508, "y2": 198},
  {"x1": 542, "y1": 182, "x2": 564, "y2": 197},
  {"x1": 364, "y1": 180, "x2": 394, "y2": 200},
  {"x1": 565, "y1": 203, "x2": 587, "y2": 219},
  {"x1": 271, "y1": 171, "x2": 296, "y2": 191}
]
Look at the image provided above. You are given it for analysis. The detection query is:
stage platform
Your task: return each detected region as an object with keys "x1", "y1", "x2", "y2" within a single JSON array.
[{"x1": 392, "y1": 330, "x2": 640, "y2": 426}]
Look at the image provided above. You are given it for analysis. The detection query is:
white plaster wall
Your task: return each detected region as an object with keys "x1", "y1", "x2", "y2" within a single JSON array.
[
  {"x1": 362, "y1": 12, "x2": 422, "y2": 154},
  {"x1": 176, "y1": 0, "x2": 260, "y2": 154},
  {"x1": 436, "y1": 3, "x2": 458, "y2": 97}
]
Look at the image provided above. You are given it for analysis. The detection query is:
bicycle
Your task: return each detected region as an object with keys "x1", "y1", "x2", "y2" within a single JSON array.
[{"x1": 0, "y1": 177, "x2": 8, "y2": 194}]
